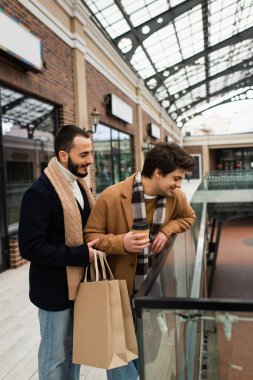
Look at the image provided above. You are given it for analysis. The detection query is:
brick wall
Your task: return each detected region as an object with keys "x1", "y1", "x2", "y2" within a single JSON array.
[
  {"x1": 184, "y1": 145, "x2": 204, "y2": 176},
  {"x1": 86, "y1": 62, "x2": 138, "y2": 194},
  {"x1": 9, "y1": 237, "x2": 26, "y2": 269},
  {"x1": 184, "y1": 145, "x2": 203, "y2": 156},
  {"x1": 0, "y1": 0, "x2": 76, "y2": 125},
  {"x1": 86, "y1": 62, "x2": 137, "y2": 135},
  {"x1": 142, "y1": 109, "x2": 160, "y2": 143}
]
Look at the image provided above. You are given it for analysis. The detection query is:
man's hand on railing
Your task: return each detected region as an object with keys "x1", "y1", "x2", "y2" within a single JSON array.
[{"x1": 151, "y1": 231, "x2": 168, "y2": 254}]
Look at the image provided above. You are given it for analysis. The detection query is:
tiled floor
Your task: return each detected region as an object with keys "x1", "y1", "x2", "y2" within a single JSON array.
[
  {"x1": 0, "y1": 264, "x2": 106, "y2": 380},
  {"x1": 211, "y1": 216, "x2": 253, "y2": 299},
  {"x1": 209, "y1": 215, "x2": 253, "y2": 379}
]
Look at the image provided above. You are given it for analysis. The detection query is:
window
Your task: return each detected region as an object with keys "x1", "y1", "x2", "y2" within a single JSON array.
[
  {"x1": 215, "y1": 148, "x2": 253, "y2": 171},
  {"x1": 93, "y1": 124, "x2": 133, "y2": 194},
  {"x1": 0, "y1": 85, "x2": 59, "y2": 234}
]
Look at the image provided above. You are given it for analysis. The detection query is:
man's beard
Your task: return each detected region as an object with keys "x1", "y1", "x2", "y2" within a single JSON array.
[{"x1": 67, "y1": 156, "x2": 88, "y2": 178}]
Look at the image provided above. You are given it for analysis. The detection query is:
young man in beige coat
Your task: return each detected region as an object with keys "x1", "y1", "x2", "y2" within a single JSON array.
[{"x1": 85, "y1": 142, "x2": 196, "y2": 380}]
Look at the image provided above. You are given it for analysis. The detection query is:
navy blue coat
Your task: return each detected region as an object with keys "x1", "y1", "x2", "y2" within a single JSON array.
[{"x1": 18, "y1": 173, "x2": 91, "y2": 311}]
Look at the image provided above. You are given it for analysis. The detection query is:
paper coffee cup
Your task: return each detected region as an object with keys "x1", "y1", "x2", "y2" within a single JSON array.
[{"x1": 132, "y1": 221, "x2": 149, "y2": 239}]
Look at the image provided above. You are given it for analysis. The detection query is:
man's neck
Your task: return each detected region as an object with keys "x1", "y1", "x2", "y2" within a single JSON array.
[
  {"x1": 55, "y1": 158, "x2": 77, "y2": 183},
  {"x1": 142, "y1": 175, "x2": 157, "y2": 196}
]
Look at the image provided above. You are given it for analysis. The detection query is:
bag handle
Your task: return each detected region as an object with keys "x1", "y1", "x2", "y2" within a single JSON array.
[
  {"x1": 93, "y1": 250, "x2": 114, "y2": 281},
  {"x1": 84, "y1": 249, "x2": 115, "y2": 282},
  {"x1": 96, "y1": 250, "x2": 114, "y2": 280},
  {"x1": 83, "y1": 252, "x2": 100, "y2": 282},
  {"x1": 93, "y1": 250, "x2": 100, "y2": 281}
]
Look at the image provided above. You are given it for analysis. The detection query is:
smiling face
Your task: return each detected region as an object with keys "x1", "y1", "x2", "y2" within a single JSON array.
[
  {"x1": 152, "y1": 167, "x2": 185, "y2": 196},
  {"x1": 58, "y1": 135, "x2": 93, "y2": 178}
]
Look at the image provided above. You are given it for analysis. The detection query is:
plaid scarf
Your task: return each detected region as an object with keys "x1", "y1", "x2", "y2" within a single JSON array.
[{"x1": 132, "y1": 172, "x2": 166, "y2": 291}]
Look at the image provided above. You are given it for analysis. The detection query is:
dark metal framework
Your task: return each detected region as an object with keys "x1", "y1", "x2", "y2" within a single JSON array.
[
  {"x1": 1, "y1": 87, "x2": 57, "y2": 138},
  {"x1": 83, "y1": 0, "x2": 253, "y2": 127}
]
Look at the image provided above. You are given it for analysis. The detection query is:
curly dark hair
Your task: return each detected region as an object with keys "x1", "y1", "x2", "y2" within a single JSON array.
[
  {"x1": 54, "y1": 125, "x2": 90, "y2": 159},
  {"x1": 142, "y1": 142, "x2": 195, "y2": 178}
]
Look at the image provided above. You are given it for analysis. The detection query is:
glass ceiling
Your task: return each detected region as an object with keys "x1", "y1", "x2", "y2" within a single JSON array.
[{"x1": 83, "y1": 0, "x2": 253, "y2": 128}]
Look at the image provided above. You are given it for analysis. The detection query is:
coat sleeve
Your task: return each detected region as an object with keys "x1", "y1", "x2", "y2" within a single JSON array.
[
  {"x1": 160, "y1": 191, "x2": 196, "y2": 238},
  {"x1": 18, "y1": 185, "x2": 90, "y2": 267},
  {"x1": 84, "y1": 191, "x2": 126, "y2": 255}
]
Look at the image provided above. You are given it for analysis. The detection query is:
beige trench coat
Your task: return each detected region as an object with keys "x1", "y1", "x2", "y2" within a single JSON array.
[{"x1": 85, "y1": 174, "x2": 196, "y2": 294}]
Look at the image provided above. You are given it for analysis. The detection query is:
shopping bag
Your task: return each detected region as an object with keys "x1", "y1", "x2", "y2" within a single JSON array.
[
  {"x1": 118, "y1": 280, "x2": 138, "y2": 362},
  {"x1": 98, "y1": 251, "x2": 138, "y2": 362},
  {"x1": 73, "y1": 250, "x2": 138, "y2": 369}
]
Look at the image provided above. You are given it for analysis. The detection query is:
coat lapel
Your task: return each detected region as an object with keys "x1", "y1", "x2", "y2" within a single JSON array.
[
  {"x1": 122, "y1": 198, "x2": 133, "y2": 230},
  {"x1": 121, "y1": 174, "x2": 135, "y2": 230}
]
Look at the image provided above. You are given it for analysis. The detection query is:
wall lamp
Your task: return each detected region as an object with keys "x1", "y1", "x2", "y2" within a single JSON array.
[
  {"x1": 90, "y1": 108, "x2": 100, "y2": 133},
  {"x1": 86, "y1": 108, "x2": 100, "y2": 134},
  {"x1": 142, "y1": 135, "x2": 152, "y2": 151}
]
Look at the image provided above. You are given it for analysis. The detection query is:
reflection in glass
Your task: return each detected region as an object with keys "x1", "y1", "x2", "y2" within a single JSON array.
[
  {"x1": 119, "y1": 131, "x2": 132, "y2": 179},
  {"x1": 147, "y1": 203, "x2": 203, "y2": 301},
  {"x1": 112, "y1": 129, "x2": 120, "y2": 183},
  {"x1": 93, "y1": 124, "x2": 133, "y2": 194},
  {"x1": 140, "y1": 306, "x2": 253, "y2": 380},
  {"x1": 93, "y1": 125, "x2": 113, "y2": 193},
  {"x1": 0, "y1": 85, "x2": 58, "y2": 230}
]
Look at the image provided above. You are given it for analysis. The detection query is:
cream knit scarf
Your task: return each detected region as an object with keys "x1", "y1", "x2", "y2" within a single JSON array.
[{"x1": 44, "y1": 157, "x2": 95, "y2": 300}]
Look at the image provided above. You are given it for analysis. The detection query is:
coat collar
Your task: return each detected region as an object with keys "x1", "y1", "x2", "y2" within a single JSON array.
[
  {"x1": 120, "y1": 173, "x2": 176, "y2": 230},
  {"x1": 121, "y1": 174, "x2": 136, "y2": 229},
  {"x1": 121, "y1": 173, "x2": 136, "y2": 199}
]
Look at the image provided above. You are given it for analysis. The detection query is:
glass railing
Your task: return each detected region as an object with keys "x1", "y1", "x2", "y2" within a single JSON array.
[
  {"x1": 134, "y1": 199, "x2": 207, "y2": 380},
  {"x1": 199, "y1": 170, "x2": 253, "y2": 190},
  {"x1": 135, "y1": 201, "x2": 205, "y2": 300},
  {"x1": 135, "y1": 299, "x2": 253, "y2": 380},
  {"x1": 134, "y1": 176, "x2": 253, "y2": 379}
]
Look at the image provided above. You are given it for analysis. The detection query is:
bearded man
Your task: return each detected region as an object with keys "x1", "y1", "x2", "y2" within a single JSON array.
[{"x1": 19, "y1": 125, "x2": 99, "y2": 380}]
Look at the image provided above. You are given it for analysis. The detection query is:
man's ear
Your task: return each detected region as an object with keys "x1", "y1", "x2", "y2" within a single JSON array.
[
  {"x1": 59, "y1": 150, "x2": 68, "y2": 163},
  {"x1": 154, "y1": 168, "x2": 162, "y2": 178}
]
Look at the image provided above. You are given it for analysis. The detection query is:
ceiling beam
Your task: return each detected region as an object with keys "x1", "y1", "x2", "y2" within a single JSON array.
[
  {"x1": 163, "y1": 59, "x2": 253, "y2": 104},
  {"x1": 145, "y1": 26, "x2": 253, "y2": 87},
  {"x1": 113, "y1": 0, "x2": 175, "y2": 105},
  {"x1": 192, "y1": 89, "x2": 252, "y2": 116},
  {"x1": 175, "y1": 76, "x2": 253, "y2": 118},
  {"x1": 114, "y1": 0, "x2": 201, "y2": 60},
  {"x1": 2, "y1": 95, "x2": 27, "y2": 113},
  {"x1": 201, "y1": 0, "x2": 210, "y2": 102}
]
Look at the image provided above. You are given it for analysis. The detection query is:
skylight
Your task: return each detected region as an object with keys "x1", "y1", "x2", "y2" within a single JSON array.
[{"x1": 83, "y1": 0, "x2": 253, "y2": 128}]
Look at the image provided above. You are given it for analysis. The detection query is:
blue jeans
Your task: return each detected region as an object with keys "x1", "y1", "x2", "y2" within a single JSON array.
[
  {"x1": 38, "y1": 308, "x2": 80, "y2": 380},
  {"x1": 106, "y1": 359, "x2": 139, "y2": 380}
]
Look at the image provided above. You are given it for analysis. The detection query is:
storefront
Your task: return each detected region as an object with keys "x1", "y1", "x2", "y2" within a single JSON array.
[
  {"x1": 0, "y1": 2, "x2": 78, "y2": 270},
  {"x1": 0, "y1": 84, "x2": 60, "y2": 270},
  {"x1": 215, "y1": 148, "x2": 253, "y2": 171},
  {"x1": 93, "y1": 123, "x2": 133, "y2": 194}
]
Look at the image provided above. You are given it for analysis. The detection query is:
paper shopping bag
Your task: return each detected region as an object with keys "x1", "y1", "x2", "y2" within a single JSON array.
[
  {"x1": 99, "y1": 250, "x2": 138, "y2": 362},
  {"x1": 73, "y1": 278, "x2": 128, "y2": 369},
  {"x1": 118, "y1": 280, "x2": 138, "y2": 362}
]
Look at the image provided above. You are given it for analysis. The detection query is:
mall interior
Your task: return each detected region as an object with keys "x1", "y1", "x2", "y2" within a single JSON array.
[{"x1": 0, "y1": 0, "x2": 253, "y2": 379}]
